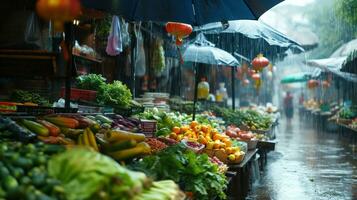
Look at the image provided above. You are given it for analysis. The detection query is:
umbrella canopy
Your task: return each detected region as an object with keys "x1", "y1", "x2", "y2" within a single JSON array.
[
  {"x1": 81, "y1": 0, "x2": 283, "y2": 25},
  {"x1": 330, "y1": 39, "x2": 357, "y2": 58},
  {"x1": 280, "y1": 73, "x2": 312, "y2": 84},
  {"x1": 182, "y1": 34, "x2": 239, "y2": 66},
  {"x1": 306, "y1": 57, "x2": 357, "y2": 83},
  {"x1": 200, "y1": 20, "x2": 303, "y2": 52}
]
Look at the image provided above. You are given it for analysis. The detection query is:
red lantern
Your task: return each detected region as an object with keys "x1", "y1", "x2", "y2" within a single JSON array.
[
  {"x1": 252, "y1": 73, "x2": 261, "y2": 81},
  {"x1": 307, "y1": 80, "x2": 319, "y2": 89},
  {"x1": 36, "y1": 0, "x2": 81, "y2": 32},
  {"x1": 322, "y1": 80, "x2": 330, "y2": 89},
  {"x1": 252, "y1": 54, "x2": 270, "y2": 71},
  {"x1": 165, "y1": 22, "x2": 193, "y2": 45}
]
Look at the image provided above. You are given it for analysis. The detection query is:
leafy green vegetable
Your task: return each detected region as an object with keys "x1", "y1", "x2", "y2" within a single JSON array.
[
  {"x1": 48, "y1": 148, "x2": 150, "y2": 200},
  {"x1": 96, "y1": 81, "x2": 132, "y2": 109},
  {"x1": 129, "y1": 144, "x2": 227, "y2": 200},
  {"x1": 10, "y1": 90, "x2": 50, "y2": 106},
  {"x1": 212, "y1": 106, "x2": 273, "y2": 130},
  {"x1": 76, "y1": 74, "x2": 106, "y2": 91},
  {"x1": 339, "y1": 107, "x2": 356, "y2": 119}
]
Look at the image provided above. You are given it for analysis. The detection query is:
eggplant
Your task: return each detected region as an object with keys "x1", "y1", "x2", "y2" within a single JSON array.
[{"x1": 0, "y1": 117, "x2": 37, "y2": 142}]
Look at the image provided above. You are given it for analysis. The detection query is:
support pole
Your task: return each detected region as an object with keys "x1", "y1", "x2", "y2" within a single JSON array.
[
  {"x1": 231, "y1": 67, "x2": 235, "y2": 110},
  {"x1": 64, "y1": 23, "x2": 74, "y2": 110},
  {"x1": 192, "y1": 64, "x2": 199, "y2": 121}
]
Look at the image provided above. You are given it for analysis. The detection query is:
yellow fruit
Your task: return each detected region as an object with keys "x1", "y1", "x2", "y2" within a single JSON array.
[
  {"x1": 206, "y1": 142, "x2": 214, "y2": 150},
  {"x1": 180, "y1": 125, "x2": 190, "y2": 133},
  {"x1": 228, "y1": 154, "x2": 236, "y2": 161},
  {"x1": 177, "y1": 134, "x2": 184, "y2": 141},
  {"x1": 220, "y1": 143, "x2": 226, "y2": 149},
  {"x1": 172, "y1": 126, "x2": 181, "y2": 134},
  {"x1": 198, "y1": 135, "x2": 207, "y2": 145},
  {"x1": 224, "y1": 140, "x2": 232, "y2": 147},
  {"x1": 213, "y1": 141, "x2": 221, "y2": 149},
  {"x1": 213, "y1": 134, "x2": 222, "y2": 141}
]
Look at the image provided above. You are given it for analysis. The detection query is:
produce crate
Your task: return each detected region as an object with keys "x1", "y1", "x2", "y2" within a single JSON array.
[
  {"x1": 141, "y1": 120, "x2": 157, "y2": 136},
  {"x1": 60, "y1": 88, "x2": 97, "y2": 102},
  {"x1": 203, "y1": 149, "x2": 245, "y2": 164}
]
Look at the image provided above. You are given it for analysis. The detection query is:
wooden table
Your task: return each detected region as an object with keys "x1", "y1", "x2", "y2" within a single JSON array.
[{"x1": 226, "y1": 149, "x2": 258, "y2": 200}]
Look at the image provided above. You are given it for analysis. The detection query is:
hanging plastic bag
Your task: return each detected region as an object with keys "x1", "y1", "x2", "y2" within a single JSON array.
[
  {"x1": 120, "y1": 18, "x2": 131, "y2": 48},
  {"x1": 151, "y1": 38, "x2": 166, "y2": 76},
  {"x1": 106, "y1": 16, "x2": 123, "y2": 56},
  {"x1": 134, "y1": 24, "x2": 146, "y2": 77},
  {"x1": 24, "y1": 12, "x2": 42, "y2": 49}
]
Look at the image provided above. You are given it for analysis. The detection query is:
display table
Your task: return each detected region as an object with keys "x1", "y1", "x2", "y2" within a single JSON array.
[
  {"x1": 257, "y1": 140, "x2": 276, "y2": 170},
  {"x1": 226, "y1": 149, "x2": 258, "y2": 200}
]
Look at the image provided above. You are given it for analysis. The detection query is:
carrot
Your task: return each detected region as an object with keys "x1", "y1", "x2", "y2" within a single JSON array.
[{"x1": 37, "y1": 119, "x2": 61, "y2": 137}]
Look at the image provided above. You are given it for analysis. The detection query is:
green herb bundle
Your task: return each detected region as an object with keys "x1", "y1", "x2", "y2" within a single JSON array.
[{"x1": 129, "y1": 144, "x2": 228, "y2": 200}]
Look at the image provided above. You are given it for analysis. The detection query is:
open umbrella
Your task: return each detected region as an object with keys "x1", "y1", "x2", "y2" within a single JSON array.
[
  {"x1": 81, "y1": 0, "x2": 284, "y2": 25},
  {"x1": 199, "y1": 20, "x2": 303, "y2": 52},
  {"x1": 306, "y1": 39, "x2": 357, "y2": 83},
  {"x1": 182, "y1": 34, "x2": 239, "y2": 119},
  {"x1": 280, "y1": 73, "x2": 312, "y2": 84}
]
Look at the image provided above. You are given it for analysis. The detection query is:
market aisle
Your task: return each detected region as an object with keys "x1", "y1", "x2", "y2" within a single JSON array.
[{"x1": 248, "y1": 116, "x2": 357, "y2": 200}]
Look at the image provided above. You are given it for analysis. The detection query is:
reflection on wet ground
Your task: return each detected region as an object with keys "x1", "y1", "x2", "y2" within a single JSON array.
[{"x1": 248, "y1": 116, "x2": 357, "y2": 200}]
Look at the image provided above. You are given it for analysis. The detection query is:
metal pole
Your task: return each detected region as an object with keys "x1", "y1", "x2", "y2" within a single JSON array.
[
  {"x1": 64, "y1": 23, "x2": 74, "y2": 110},
  {"x1": 192, "y1": 64, "x2": 198, "y2": 121},
  {"x1": 130, "y1": 24, "x2": 137, "y2": 98},
  {"x1": 231, "y1": 67, "x2": 235, "y2": 110}
]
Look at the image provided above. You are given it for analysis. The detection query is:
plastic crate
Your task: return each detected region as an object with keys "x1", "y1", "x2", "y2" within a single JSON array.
[{"x1": 60, "y1": 88, "x2": 97, "y2": 102}]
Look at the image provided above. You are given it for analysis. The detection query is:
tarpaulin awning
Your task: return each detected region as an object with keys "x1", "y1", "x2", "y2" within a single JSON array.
[{"x1": 280, "y1": 73, "x2": 311, "y2": 84}]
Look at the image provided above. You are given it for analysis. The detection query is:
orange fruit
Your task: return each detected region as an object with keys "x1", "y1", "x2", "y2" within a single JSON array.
[
  {"x1": 201, "y1": 125, "x2": 208, "y2": 133},
  {"x1": 170, "y1": 132, "x2": 177, "y2": 139},
  {"x1": 190, "y1": 121, "x2": 199, "y2": 128},
  {"x1": 213, "y1": 141, "x2": 221, "y2": 149},
  {"x1": 194, "y1": 125, "x2": 201, "y2": 133},
  {"x1": 198, "y1": 135, "x2": 207, "y2": 144},
  {"x1": 172, "y1": 126, "x2": 181, "y2": 134},
  {"x1": 180, "y1": 125, "x2": 190, "y2": 133},
  {"x1": 213, "y1": 134, "x2": 221, "y2": 141},
  {"x1": 224, "y1": 139, "x2": 232, "y2": 147}
]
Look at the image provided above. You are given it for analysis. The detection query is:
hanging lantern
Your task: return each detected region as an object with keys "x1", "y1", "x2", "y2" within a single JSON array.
[
  {"x1": 307, "y1": 79, "x2": 319, "y2": 89},
  {"x1": 252, "y1": 54, "x2": 270, "y2": 71},
  {"x1": 165, "y1": 22, "x2": 193, "y2": 45},
  {"x1": 322, "y1": 80, "x2": 330, "y2": 89},
  {"x1": 252, "y1": 73, "x2": 261, "y2": 81},
  {"x1": 36, "y1": 0, "x2": 81, "y2": 32}
]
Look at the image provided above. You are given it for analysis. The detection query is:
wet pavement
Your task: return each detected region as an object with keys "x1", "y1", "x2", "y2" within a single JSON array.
[{"x1": 248, "y1": 116, "x2": 357, "y2": 200}]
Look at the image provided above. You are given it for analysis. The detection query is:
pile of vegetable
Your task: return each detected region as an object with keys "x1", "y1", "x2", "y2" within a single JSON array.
[
  {"x1": 0, "y1": 141, "x2": 66, "y2": 200},
  {"x1": 339, "y1": 107, "x2": 356, "y2": 120},
  {"x1": 97, "y1": 81, "x2": 133, "y2": 109},
  {"x1": 137, "y1": 109, "x2": 182, "y2": 137},
  {"x1": 76, "y1": 74, "x2": 106, "y2": 91},
  {"x1": 129, "y1": 144, "x2": 228, "y2": 200},
  {"x1": 49, "y1": 148, "x2": 185, "y2": 200},
  {"x1": 212, "y1": 106, "x2": 273, "y2": 131},
  {"x1": 9, "y1": 90, "x2": 50, "y2": 106}
]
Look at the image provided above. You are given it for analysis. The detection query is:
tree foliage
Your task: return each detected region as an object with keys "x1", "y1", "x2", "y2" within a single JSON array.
[
  {"x1": 305, "y1": 0, "x2": 357, "y2": 58},
  {"x1": 335, "y1": 0, "x2": 357, "y2": 25}
]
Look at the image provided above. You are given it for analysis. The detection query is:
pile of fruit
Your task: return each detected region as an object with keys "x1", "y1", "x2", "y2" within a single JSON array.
[
  {"x1": 225, "y1": 125, "x2": 256, "y2": 141},
  {"x1": 168, "y1": 121, "x2": 245, "y2": 164},
  {"x1": 0, "y1": 141, "x2": 66, "y2": 200},
  {"x1": 0, "y1": 114, "x2": 152, "y2": 162}
]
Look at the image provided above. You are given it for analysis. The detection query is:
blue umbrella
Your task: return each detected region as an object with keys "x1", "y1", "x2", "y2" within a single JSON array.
[{"x1": 81, "y1": 0, "x2": 284, "y2": 25}]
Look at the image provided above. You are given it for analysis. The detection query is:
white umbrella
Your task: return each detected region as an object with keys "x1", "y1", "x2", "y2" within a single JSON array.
[
  {"x1": 182, "y1": 34, "x2": 240, "y2": 118},
  {"x1": 330, "y1": 39, "x2": 357, "y2": 58},
  {"x1": 182, "y1": 34, "x2": 239, "y2": 66}
]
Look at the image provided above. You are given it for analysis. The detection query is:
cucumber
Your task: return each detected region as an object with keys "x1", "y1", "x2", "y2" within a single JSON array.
[
  {"x1": 42, "y1": 145, "x2": 65, "y2": 155},
  {"x1": 2, "y1": 175, "x2": 18, "y2": 191},
  {"x1": 95, "y1": 115, "x2": 113, "y2": 124},
  {"x1": 21, "y1": 119, "x2": 49, "y2": 137}
]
